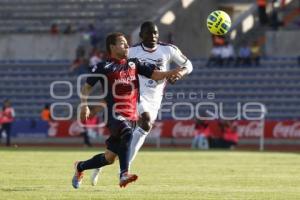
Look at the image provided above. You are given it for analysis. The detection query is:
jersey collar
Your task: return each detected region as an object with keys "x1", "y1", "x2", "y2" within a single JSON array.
[
  {"x1": 141, "y1": 43, "x2": 157, "y2": 53},
  {"x1": 109, "y1": 57, "x2": 127, "y2": 65}
]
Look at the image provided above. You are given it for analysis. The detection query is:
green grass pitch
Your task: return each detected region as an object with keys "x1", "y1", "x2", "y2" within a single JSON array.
[{"x1": 0, "y1": 147, "x2": 299, "y2": 200}]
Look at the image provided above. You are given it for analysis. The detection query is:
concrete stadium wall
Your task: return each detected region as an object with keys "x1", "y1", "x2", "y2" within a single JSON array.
[
  {"x1": 156, "y1": 0, "x2": 217, "y2": 58},
  {"x1": 131, "y1": 0, "x2": 217, "y2": 58},
  {"x1": 0, "y1": 34, "x2": 81, "y2": 60},
  {"x1": 265, "y1": 31, "x2": 300, "y2": 57}
]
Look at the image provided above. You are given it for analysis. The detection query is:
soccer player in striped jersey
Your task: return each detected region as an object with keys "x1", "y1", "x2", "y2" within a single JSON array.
[
  {"x1": 72, "y1": 32, "x2": 182, "y2": 189},
  {"x1": 91, "y1": 21, "x2": 193, "y2": 186}
]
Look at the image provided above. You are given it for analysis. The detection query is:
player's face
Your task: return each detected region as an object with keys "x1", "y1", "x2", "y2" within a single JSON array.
[
  {"x1": 111, "y1": 36, "x2": 129, "y2": 59},
  {"x1": 141, "y1": 25, "x2": 159, "y2": 48}
]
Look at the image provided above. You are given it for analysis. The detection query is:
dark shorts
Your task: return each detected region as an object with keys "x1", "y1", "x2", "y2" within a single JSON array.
[{"x1": 106, "y1": 118, "x2": 136, "y2": 154}]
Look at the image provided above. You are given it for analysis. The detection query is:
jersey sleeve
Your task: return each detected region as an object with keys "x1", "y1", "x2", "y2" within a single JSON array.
[
  {"x1": 132, "y1": 58, "x2": 156, "y2": 78},
  {"x1": 128, "y1": 47, "x2": 134, "y2": 59},
  {"x1": 86, "y1": 62, "x2": 105, "y2": 87},
  {"x1": 169, "y1": 45, "x2": 193, "y2": 74}
]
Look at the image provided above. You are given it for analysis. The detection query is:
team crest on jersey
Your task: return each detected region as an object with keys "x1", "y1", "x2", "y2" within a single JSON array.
[
  {"x1": 128, "y1": 62, "x2": 136, "y2": 69},
  {"x1": 146, "y1": 79, "x2": 157, "y2": 88},
  {"x1": 148, "y1": 80, "x2": 154, "y2": 85}
]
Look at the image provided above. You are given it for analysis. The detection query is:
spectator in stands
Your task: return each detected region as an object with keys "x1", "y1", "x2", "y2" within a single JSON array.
[
  {"x1": 85, "y1": 115, "x2": 101, "y2": 142},
  {"x1": 70, "y1": 57, "x2": 89, "y2": 75},
  {"x1": 206, "y1": 44, "x2": 222, "y2": 67},
  {"x1": 208, "y1": 120, "x2": 238, "y2": 149},
  {"x1": 69, "y1": 119, "x2": 92, "y2": 147},
  {"x1": 70, "y1": 45, "x2": 89, "y2": 75},
  {"x1": 207, "y1": 35, "x2": 227, "y2": 67},
  {"x1": 89, "y1": 48, "x2": 104, "y2": 66},
  {"x1": 87, "y1": 24, "x2": 99, "y2": 48},
  {"x1": 236, "y1": 43, "x2": 251, "y2": 66},
  {"x1": 221, "y1": 121, "x2": 239, "y2": 149},
  {"x1": 270, "y1": 0, "x2": 284, "y2": 30},
  {"x1": 76, "y1": 45, "x2": 86, "y2": 59},
  {"x1": 250, "y1": 41, "x2": 261, "y2": 66},
  {"x1": 0, "y1": 99, "x2": 15, "y2": 146},
  {"x1": 191, "y1": 119, "x2": 210, "y2": 150},
  {"x1": 63, "y1": 24, "x2": 75, "y2": 34},
  {"x1": 220, "y1": 40, "x2": 235, "y2": 66},
  {"x1": 257, "y1": 0, "x2": 269, "y2": 25},
  {"x1": 212, "y1": 35, "x2": 225, "y2": 46},
  {"x1": 50, "y1": 23, "x2": 59, "y2": 35},
  {"x1": 207, "y1": 120, "x2": 224, "y2": 148},
  {"x1": 47, "y1": 116, "x2": 59, "y2": 137},
  {"x1": 41, "y1": 104, "x2": 51, "y2": 121}
]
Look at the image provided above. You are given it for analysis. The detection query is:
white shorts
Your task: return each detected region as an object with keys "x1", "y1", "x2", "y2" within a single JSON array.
[{"x1": 137, "y1": 96, "x2": 161, "y2": 123}]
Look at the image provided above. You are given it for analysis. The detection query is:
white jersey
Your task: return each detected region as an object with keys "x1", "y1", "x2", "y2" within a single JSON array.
[{"x1": 129, "y1": 42, "x2": 193, "y2": 105}]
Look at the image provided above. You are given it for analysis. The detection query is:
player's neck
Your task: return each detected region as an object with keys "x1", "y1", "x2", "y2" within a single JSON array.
[
  {"x1": 142, "y1": 43, "x2": 157, "y2": 51},
  {"x1": 110, "y1": 53, "x2": 123, "y2": 60},
  {"x1": 109, "y1": 54, "x2": 126, "y2": 64}
]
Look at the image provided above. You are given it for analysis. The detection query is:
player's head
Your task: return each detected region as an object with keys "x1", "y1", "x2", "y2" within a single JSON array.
[
  {"x1": 139, "y1": 21, "x2": 159, "y2": 48},
  {"x1": 106, "y1": 32, "x2": 129, "y2": 59}
]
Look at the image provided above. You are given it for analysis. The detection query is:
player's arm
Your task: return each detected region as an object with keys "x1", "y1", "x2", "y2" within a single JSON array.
[
  {"x1": 81, "y1": 86, "x2": 106, "y2": 119},
  {"x1": 168, "y1": 45, "x2": 193, "y2": 83},
  {"x1": 80, "y1": 83, "x2": 93, "y2": 121},
  {"x1": 80, "y1": 63, "x2": 105, "y2": 121},
  {"x1": 151, "y1": 67, "x2": 182, "y2": 81},
  {"x1": 134, "y1": 58, "x2": 182, "y2": 81}
]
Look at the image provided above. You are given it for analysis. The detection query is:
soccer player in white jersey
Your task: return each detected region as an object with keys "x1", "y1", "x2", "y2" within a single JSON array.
[{"x1": 90, "y1": 21, "x2": 193, "y2": 186}]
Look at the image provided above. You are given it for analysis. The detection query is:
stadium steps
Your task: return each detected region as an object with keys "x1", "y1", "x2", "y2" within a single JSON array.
[
  {"x1": 165, "y1": 58, "x2": 300, "y2": 120},
  {"x1": 1, "y1": 58, "x2": 300, "y2": 120},
  {"x1": 0, "y1": 0, "x2": 170, "y2": 33},
  {"x1": 0, "y1": 61, "x2": 79, "y2": 119}
]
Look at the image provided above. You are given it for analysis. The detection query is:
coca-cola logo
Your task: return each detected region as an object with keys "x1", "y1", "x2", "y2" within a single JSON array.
[
  {"x1": 235, "y1": 121, "x2": 263, "y2": 138},
  {"x1": 172, "y1": 122, "x2": 195, "y2": 138},
  {"x1": 273, "y1": 122, "x2": 300, "y2": 138}
]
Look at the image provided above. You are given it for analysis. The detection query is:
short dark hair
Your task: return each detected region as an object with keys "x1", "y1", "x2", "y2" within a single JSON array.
[
  {"x1": 106, "y1": 32, "x2": 125, "y2": 54},
  {"x1": 140, "y1": 21, "x2": 156, "y2": 34}
]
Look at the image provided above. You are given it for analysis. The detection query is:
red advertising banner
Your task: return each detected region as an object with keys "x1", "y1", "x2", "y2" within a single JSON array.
[
  {"x1": 153, "y1": 120, "x2": 300, "y2": 139},
  {"x1": 51, "y1": 119, "x2": 300, "y2": 140},
  {"x1": 232, "y1": 121, "x2": 264, "y2": 138},
  {"x1": 267, "y1": 121, "x2": 300, "y2": 139},
  {"x1": 48, "y1": 120, "x2": 109, "y2": 138}
]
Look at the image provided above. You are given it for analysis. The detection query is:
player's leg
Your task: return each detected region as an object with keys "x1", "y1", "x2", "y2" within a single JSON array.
[
  {"x1": 90, "y1": 109, "x2": 153, "y2": 186},
  {"x1": 129, "y1": 112, "x2": 152, "y2": 163},
  {"x1": 112, "y1": 120, "x2": 138, "y2": 188},
  {"x1": 3, "y1": 123, "x2": 11, "y2": 146},
  {"x1": 119, "y1": 134, "x2": 139, "y2": 188},
  {"x1": 72, "y1": 148, "x2": 116, "y2": 189},
  {"x1": 129, "y1": 98, "x2": 160, "y2": 165}
]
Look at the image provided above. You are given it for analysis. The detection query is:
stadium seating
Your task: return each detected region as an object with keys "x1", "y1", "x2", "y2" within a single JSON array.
[
  {"x1": 165, "y1": 57, "x2": 300, "y2": 120},
  {"x1": 0, "y1": 0, "x2": 169, "y2": 34},
  {"x1": 0, "y1": 61, "x2": 78, "y2": 118},
  {"x1": 0, "y1": 57, "x2": 299, "y2": 120}
]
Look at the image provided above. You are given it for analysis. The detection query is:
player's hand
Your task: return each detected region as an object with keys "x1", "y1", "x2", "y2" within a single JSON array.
[
  {"x1": 168, "y1": 67, "x2": 185, "y2": 84},
  {"x1": 167, "y1": 76, "x2": 177, "y2": 84},
  {"x1": 80, "y1": 105, "x2": 90, "y2": 122}
]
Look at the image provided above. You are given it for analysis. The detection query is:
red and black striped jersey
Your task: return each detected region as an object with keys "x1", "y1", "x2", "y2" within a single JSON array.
[{"x1": 86, "y1": 58, "x2": 156, "y2": 121}]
